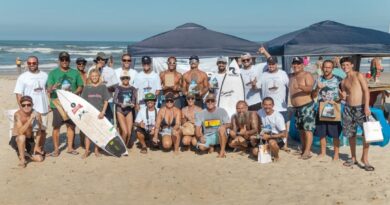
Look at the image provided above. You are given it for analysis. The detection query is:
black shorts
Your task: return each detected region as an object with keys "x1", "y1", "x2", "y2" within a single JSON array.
[
  {"x1": 315, "y1": 120, "x2": 341, "y2": 138},
  {"x1": 9, "y1": 136, "x2": 35, "y2": 155},
  {"x1": 262, "y1": 138, "x2": 285, "y2": 149},
  {"x1": 52, "y1": 108, "x2": 74, "y2": 128},
  {"x1": 248, "y1": 102, "x2": 262, "y2": 112}
]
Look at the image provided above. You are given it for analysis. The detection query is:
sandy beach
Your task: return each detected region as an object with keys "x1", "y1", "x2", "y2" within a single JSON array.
[{"x1": 1, "y1": 74, "x2": 390, "y2": 205}]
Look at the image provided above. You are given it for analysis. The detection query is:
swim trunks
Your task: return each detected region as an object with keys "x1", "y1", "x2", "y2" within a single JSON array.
[
  {"x1": 342, "y1": 105, "x2": 367, "y2": 138},
  {"x1": 9, "y1": 136, "x2": 35, "y2": 156},
  {"x1": 294, "y1": 101, "x2": 316, "y2": 131}
]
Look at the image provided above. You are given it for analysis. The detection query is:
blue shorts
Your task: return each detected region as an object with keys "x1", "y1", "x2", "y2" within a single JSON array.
[
  {"x1": 315, "y1": 120, "x2": 342, "y2": 138},
  {"x1": 198, "y1": 132, "x2": 219, "y2": 148}
]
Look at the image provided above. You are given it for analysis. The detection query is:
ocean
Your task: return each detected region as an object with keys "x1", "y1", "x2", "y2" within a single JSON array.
[{"x1": 0, "y1": 40, "x2": 388, "y2": 74}]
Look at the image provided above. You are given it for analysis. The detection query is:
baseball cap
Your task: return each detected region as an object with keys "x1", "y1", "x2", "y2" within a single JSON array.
[
  {"x1": 94, "y1": 52, "x2": 108, "y2": 63},
  {"x1": 292, "y1": 56, "x2": 303, "y2": 64},
  {"x1": 120, "y1": 70, "x2": 130, "y2": 78},
  {"x1": 267, "y1": 56, "x2": 278, "y2": 64},
  {"x1": 241, "y1": 53, "x2": 252, "y2": 59},
  {"x1": 141, "y1": 56, "x2": 152, "y2": 64},
  {"x1": 144, "y1": 93, "x2": 156, "y2": 101},
  {"x1": 20, "y1": 95, "x2": 33, "y2": 104},
  {"x1": 217, "y1": 56, "x2": 227, "y2": 63},
  {"x1": 58, "y1": 51, "x2": 70, "y2": 60},
  {"x1": 186, "y1": 93, "x2": 195, "y2": 99},
  {"x1": 189, "y1": 55, "x2": 199, "y2": 61},
  {"x1": 205, "y1": 93, "x2": 216, "y2": 101},
  {"x1": 164, "y1": 92, "x2": 175, "y2": 101},
  {"x1": 76, "y1": 57, "x2": 87, "y2": 64}
]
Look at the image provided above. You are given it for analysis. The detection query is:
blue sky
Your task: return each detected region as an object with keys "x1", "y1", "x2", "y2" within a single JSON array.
[{"x1": 0, "y1": 0, "x2": 389, "y2": 41}]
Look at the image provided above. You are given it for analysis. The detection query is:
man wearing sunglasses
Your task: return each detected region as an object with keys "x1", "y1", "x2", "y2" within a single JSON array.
[
  {"x1": 115, "y1": 53, "x2": 137, "y2": 86},
  {"x1": 76, "y1": 57, "x2": 88, "y2": 84},
  {"x1": 10, "y1": 96, "x2": 44, "y2": 168},
  {"x1": 160, "y1": 56, "x2": 183, "y2": 108},
  {"x1": 209, "y1": 56, "x2": 227, "y2": 105},
  {"x1": 183, "y1": 55, "x2": 209, "y2": 108},
  {"x1": 47, "y1": 51, "x2": 84, "y2": 157},
  {"x1": 14, "y1": 56, "x2": 49, "y2": 155},
  {"x1": 195, "y1": 93, "x2": 230, "y2": 158},
  {"x1": 240, "y1": 53, "x2": 262, "y2": 111}
]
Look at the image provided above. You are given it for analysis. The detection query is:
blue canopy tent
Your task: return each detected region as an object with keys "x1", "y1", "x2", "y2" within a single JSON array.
[
  {"x1": 128, "y1": 23, "x2": 260, "y2": 57},
  {"x1": 265, "y1": 20, "x2": 390, "y2": 72}
]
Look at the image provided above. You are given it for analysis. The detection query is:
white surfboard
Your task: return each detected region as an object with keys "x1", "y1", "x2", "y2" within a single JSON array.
[
  {"x1": 218, "y1": 60, "x2": 245, "y2": 118},
  {"x1": 56, "y1": 90, "x2": 127, "y2": 157}
]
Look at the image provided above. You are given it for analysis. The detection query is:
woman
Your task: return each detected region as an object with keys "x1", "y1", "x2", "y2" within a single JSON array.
[
  {"x1": 113, "y1": 71, "x2": 137, "y2": 148},
  {"x1": 181, "y1": 94, "x2": 202, "y2": 150},
  {"x1": 370, "y1": 57, "x2": 383, "y2": 82},
  {"x1": 153, "y1": 92, "x2": 181, "y2": 153},
  {"x1": 81, "y1": 69, "x2": 110, "y2": 158}
]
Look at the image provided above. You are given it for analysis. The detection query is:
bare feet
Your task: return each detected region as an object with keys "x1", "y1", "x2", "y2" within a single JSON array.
[
  {"x1": 95, "y1": 151, "x2": 101, "y2": 157},
  {"x1": 81, "y1": 152, "x2": 90, "y2": 159},
  {"x1": 217, "y1": 152, "x2": 226, "y2": 158},
  {"x1": 18, "y1": 160, "x2": 27, "y2": 168}
]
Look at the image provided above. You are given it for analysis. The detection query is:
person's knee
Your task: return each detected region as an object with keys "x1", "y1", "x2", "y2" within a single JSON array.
[
  {"x1": 162, "y1": 137, "x2": 172, "y2": 150},
  {"x1": 122, "y1": 130, "x2": 129, "y2": 138},
  {"x1": 199, "y1": 145, "x2": 208, "y2": 151},
  {"x1": 191, "y1": 137, "x2": 198, "y2": 146},
  {"x1": 136, "y1": 132, "x2": 145, "y2": 140},
  {"x1": 182, "y1": 136, "x2": 191, "y2": 145}
]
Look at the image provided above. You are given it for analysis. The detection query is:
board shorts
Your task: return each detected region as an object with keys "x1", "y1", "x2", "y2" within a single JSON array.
[
  {"x1": 261, "y1": 138, "x2": 285, "y2": 149},
  {"x1": 315, "y1": 112, "x2": 341, "y2": 138},
  {"x1": 342, "y1": 105, "x2": 367, "y2": 138},
  {"x1": 294, "y1": 101, "x2": 316, "y2": 131},
  {"x1": 198, "y1": 132, "x2": 220, "y2": 148},
  {"x1": 9, "y1": 135, "x2": 35, "y2": 156},
  {"x1": 52, "y1": 108, "x2": 75, "y2": 128}
]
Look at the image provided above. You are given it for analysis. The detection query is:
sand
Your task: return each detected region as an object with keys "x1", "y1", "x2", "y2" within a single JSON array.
[{"x1": 1, "y1": 74, "x2": 390, "y2": 205}]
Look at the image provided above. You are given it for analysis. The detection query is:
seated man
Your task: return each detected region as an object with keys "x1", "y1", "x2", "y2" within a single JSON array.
[
  {"x1": 195, "y1": 93, "x2": 230, "y2": 158},
  {"x1": 229, "y1": 100, "x2": 260, "y2": 153},
  {"x1": 253, "y1": 97, "x2": 287, "y2": 162},
  {"x1": 134, "y1": 93, "x2": 159, "y2": 154},
  {"x1": 9, "y1": 96, "x2": 44, "y2": 168}
]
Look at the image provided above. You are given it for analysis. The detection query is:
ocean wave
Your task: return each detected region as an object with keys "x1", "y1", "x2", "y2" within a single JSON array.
[
  {"x1": 4, "y1": 47, "x2": 54, "y2": 54},
  {"x1": 0, "y1": 63, "x2": 58, "y2": 69},
  {"x1": 1, "y1": 47, "x2": 125, "y2": 55}
]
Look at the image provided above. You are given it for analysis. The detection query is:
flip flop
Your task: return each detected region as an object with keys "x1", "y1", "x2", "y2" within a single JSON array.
[
  {"x1": 301, "y1": 154, "x2": 312, "y2": 160},
  {"x1": 343, "y1": 159, "x2": 358, "y2": 167},
  {"x1": 140, "y1": 147, "x2": 147, "y2": 154},
  {"x1": 361, "y1": 164, "x2": 375, "y2": 171},
  {"x1": 66, "y1": 150, "x2": 79, "y2": 155},
  {"x1": 46, "y1": 151, "x2": 59, "y2": 157}
]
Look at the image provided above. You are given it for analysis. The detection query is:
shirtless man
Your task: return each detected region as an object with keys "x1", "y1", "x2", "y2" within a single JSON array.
[
  {"x1": 289, "y1": 57, "x2": 315, "y2": 160},
  {"x1": 229, "y1": 101, "x2": 260, "y2": 153},
  {"x1": 160, "y1": 56, "x2": 183, "y2": 108},
  {"x1": 9, "y1": 96, "x2": 44, "y2": 168},
  {"x1": 339, "y1": 57, "x2": 373, "y2": 171},
  {"x1": 183, "y1": 55, "x2": 209, "y2": 108}
]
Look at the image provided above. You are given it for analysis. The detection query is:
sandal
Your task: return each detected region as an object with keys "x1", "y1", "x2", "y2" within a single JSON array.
[
  {"x1": 140, "y1": 147, "x2": 147, "y2": 154},
  {"x1": 46, "y1": 151, "x2": 59, "y2": 157},
  {"x1": 66, "y1": 150, "x2": 79, "y2": 155},
  {"x1": 343, "y1": 159, "x2": 358, "y2": 167},
  {"x1": 361, "y1": 164, "x2": 375, "y2": 171},
  {"x1": 301, "y1": 154, "x2": 312, "y2": 160}
]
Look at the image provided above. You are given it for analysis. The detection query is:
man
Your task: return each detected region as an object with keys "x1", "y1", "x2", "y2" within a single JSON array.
[
  {"x1": 258, "y1": 47, "x2": 290, "y2": 151},
  {"x1": 240, "y1": 53, "x2": 262, "y2": 111},
  {"x1": 160, "y1": 56, "x2": 183, "y2": 108},
  {"x1": 134, "y1": 93, "x2": 159, "y2": 154},
  {"x1": 90, "y1": 52, "x2": 119, "y2": 122},
  {"x1": 183, "y1": 55, "x2": 209, "y2": 108},
  {"x1": 289, "y1": 56, "x2": 315, "y2": 160},
  {"x1": 339, "y1": 57, "x2": 373, "y2": 171},
  {"x1": 16, "y1": 57, "x2": 22, "y2": 74},
  {"x1": 10, "y1": 96, "x2": 44, "y2": 167},
  {"x1": 209, "y1": 56, "x2": 227, "y2": 105},
  {"x1": 312, "y1": 60, "x2": 342, "y2": 160},
  {"x1": 134, "y1": 56, "x2": 162, "y2": 108},
  {"x1": 195, "y1": 93, "x2": 230, "y2": 158},
  {"x1": 115, "y1": 53, "x2": 137, "y2": 86},
  {"x1": 47, "y1": 51, "x2": 83, "y2": 156},
  {"x1": 253, "y1": 97, "x2": 287, "y2": 161},
  {"x1": 228, "y1": 100, "x2": 259, "y2": 153},
  {"x1": 14, "y1": 56, "x2": 49, "y2": 154},
  {"x1": 76, "y1": 57, "x2": 87, "y2": 84}
]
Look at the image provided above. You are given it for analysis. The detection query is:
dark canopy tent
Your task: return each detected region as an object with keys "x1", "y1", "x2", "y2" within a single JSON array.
[
  {"x1": 265, "y1": 20, "x2": 390, "y2": 72},
  {"x1": 128, "y1": 23, "x2": 260, "y2": 57}
]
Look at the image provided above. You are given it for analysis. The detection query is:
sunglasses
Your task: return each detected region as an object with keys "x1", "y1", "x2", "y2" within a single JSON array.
[
  {"x1": 168, "y1": 62, "x2": 176, "y2": 65},
  {"x1": 122, "y1": 59, "x2": 132, "y2": 62},
  {"x1": 242, "y1": 59, "x2": 251, "y2": 63},
  {"x1": 189, "y1": 60, "x2": 199, "y2": 64},
  {"x1": 120, "y1": 77, "x2": 130, "y2": 80},
  {"x1": 186, "y1": 97, "x2": 195, "y2": 101},
  {"x1": 21, "y1": 103, "x2": 32, "y2": 107},
  {"x1": 77, "y1": 63, "x2": 85, "y2": 66},
  {"x1": 27, "y1": 62, "x2": 37, "y2": 66},
  {"x1": 206, "y1": 100, "x2": 215, "y2": 103},
  {"x1": 97, "y1": 58, "x2": 106, "y2": 62},
  {"x1": 60, "y1": 58, "x2": 70, "y2": 62},
  {"x1": 166, "y1": 99, "x2": 174, "y2": 103},
  {"x1": 217, "y1": 61, "x2": 226, "y2": 64}
]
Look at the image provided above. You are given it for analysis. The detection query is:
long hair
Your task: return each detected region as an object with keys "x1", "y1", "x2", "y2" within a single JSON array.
[{"x1": 87, "y1": 68, "x2": 103, "y2": 85}]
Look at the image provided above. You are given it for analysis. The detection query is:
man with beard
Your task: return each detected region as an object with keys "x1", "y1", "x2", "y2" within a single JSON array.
[
  {"x1": 183, "y1": 55, "x2": 209, "y2": 108},
  {"x1": 228, "y1": 100, "x2": 260, "y2": 153},
  {"x1": 160, "y1": 56, "x2": 183, "y2": 108},
  {"x1": 209, "y1": 56, "x2": 227, "y2": 105}
]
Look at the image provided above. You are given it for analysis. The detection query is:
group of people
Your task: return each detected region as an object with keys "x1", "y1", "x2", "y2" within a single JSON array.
[{"x1": 10, "y1": 46, "x2": 375, "y2": 171}]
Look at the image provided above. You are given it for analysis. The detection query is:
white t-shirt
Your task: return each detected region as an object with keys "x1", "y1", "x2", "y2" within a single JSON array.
[
  {"x1": 14, "y1": 71, "x2": 49, "y2": 114},
  {"x1": 114, "y1": 68, "x2": 138, "y2": 86},
  {"x1": 258, "y1": 109, "x2": 286, "y2": 135},
  {"x1": 240, "y1": 66, "x2": 262, "y2": 106},
  {"x1": 135, "y1": 107, "x2": 159, "y2": 131},
  {"x1": 209, "y1": 72, "x2": 226, "y2": 105},
  {"x1": 133, "y1": 71, "x2": 162, "y2": 103},
  {"x1": 260, "y1": 70, "x2": 289, "y2": 112}
]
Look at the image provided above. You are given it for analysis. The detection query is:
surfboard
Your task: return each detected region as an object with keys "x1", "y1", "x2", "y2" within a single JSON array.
[
  {"x1": 56, "y1": 90, "x2": 128, "y2": 157},
  {"x1": 218, "y1": 60, "x2": 245, "y2": 118}
]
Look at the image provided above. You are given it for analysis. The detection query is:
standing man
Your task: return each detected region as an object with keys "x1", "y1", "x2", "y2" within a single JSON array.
[
  {"x1": 339, "y1": 57, "x2": 373, "y2": 171},
  {"x1": 46, "y1": 52, "x2": 83, "y2": 157},
  {"x1": 195, "y1": 93, "x2": 230, "y2": 158},
  {"x1": 258, "y1": 47, "x2": 290, "y2": 151},
  {"x1": 160, "y1": 56, "x2": 183, "y2": 108},
  {"x1": 115, "y1": 53, "x2": 137, "y2": 86},
  {"x1": 240, "y1": 53, "x2": 262, "y2": 111},
  {"x1": 289, "y1": 56, "x2": 315, "y2": 160},
  {"x1": 134, "y1": 56, "x2": 162, "y2": 109},
  {"x1": 14, "y1": 56, "x2": 49, "y2": 155},
  {"x1": 209, "y1": 56, "x2": 227, "y2": 105},
  {"x1": 16, "y1": 57, "x2": 22, "y2": 74},
  {"x1": 183, "y1": 55, "x2": 209, "y2": 108},
  {"x1": 312, "y1": 60, "x2": 342, "y2": 160}
]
